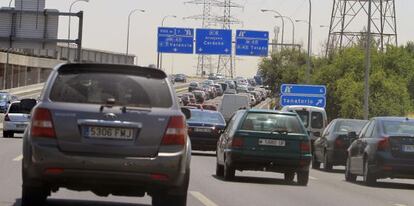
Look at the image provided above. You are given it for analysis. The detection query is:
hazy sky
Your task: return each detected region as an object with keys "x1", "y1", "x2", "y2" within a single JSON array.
[{"x1": 7, "y1": 0, "x2": 414, "y2": 77}]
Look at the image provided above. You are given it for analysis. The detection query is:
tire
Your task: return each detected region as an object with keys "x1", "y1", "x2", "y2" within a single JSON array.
[
  {"x1": 297, "y1": 171, "x2": 309, "y2": 186},
  {"x1": 284, "y1": 172, "x2": 295, "y2": 183},
  {"x1": 363, "y1": 159, "x2": 377, "y2": 186},
  {"x1": 223, "y1": 159, "x2": 235, "y2": 181},
  {"x1": 216, "y1": 162, "x2": 224, "y2": 177},
  {"x1": 152, "y1": 193, "x2": 187, "y2": 206},
  {"x1": 323, "y1": 151, "x2": 333, "y2": 171},
  {"x1": 21, "y1": 184, "x2": 49, "y2": 206},
  {"x1": 3, "y1": 131, "x2": 9, "y2": 138},
  {"x1": 311, "y1": 153, "x2": 320, "y2": 169},
  {"x1": 345, "y1": 157, "x2": 357, "y2": 182}
]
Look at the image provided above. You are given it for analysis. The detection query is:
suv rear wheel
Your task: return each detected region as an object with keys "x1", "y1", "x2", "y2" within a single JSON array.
[
  {"x1": 284, "y1": 172, "x2": 295, "y2": 183},
  {"x1": 311, "y1": 153, "x2": 320, "y2": 169},
  {"x1": 152, "y1": 170, "x2": 189, "y2": 206},
  {"x1": 297, "y1": 171, "x2": 309, "y2": 186},
  {"x1": 21, "y1": 184, "x2": 49, "y2": 206}
]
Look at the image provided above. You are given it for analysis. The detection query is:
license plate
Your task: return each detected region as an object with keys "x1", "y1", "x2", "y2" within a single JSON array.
[
  {"x1": 403, "y1": 145, "x2": 414, "y2": 152},
  {"x1": 194, "y1": 128, "x2": 211, "y2": 133},
  {"x1": 16, "y1": 124, "x2": 27, "y2": 128},
  {"x1": 259, "y1": 139, "x2": 286, "y2": 147},
  {"x1": 85, "y1": 126, "x2": 134, "y2": 140}
]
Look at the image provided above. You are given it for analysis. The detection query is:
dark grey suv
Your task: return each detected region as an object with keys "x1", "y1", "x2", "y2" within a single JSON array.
[{"x1": 22, "y1": 64, "x2": 192, "y2": 206}]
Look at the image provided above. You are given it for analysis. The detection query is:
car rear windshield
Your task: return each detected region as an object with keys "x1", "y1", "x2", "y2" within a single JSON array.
[
  {"x1": 335, "y1": 120, "x2": 367, "y2": 133},
  {"x1": 382, "y1": 120, "x2": 414, "y2": 136},
  {"x1": 240, "y1": 113, "x2": 306, "y2": 134},
  {"x1": 188, "y1": 111, "x2": 225, "y2": 124},
  {"x1": 50, "y1": 72, "x2": 172, "y2": 108},
  {"x1": 296, "y1": 110, "x2": 309, "y2": 128},
  {"x1": 8, "y1": 103, "x2": 32, "y2": 114}
]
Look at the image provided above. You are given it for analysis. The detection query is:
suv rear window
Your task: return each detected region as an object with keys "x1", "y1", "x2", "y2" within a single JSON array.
[
  {"x1": 240, "y1": 113, "x2": 306, "y2": 134},
  {"x1": 50, "y1": 72, "x2": 172, "y2": 108},
  {"x1": 311, "y1": 112, "x2": 324, "y2": 129},
  {"x1": 296, "y1": 110, "x2": 309, "y2": 128}
]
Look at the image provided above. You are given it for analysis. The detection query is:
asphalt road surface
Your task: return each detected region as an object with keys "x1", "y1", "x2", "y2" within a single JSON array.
[{"x1": 1, "y1": 136, "x2": 414, "y2": 206}]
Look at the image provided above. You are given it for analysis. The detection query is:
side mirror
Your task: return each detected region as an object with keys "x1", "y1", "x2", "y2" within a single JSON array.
[
  {"x1": 348, "y1": 131, "x2": 357, "y2": 139},
  {"x1": 181, "y1": 107, "x2": 191, "y2": 119},
  {"x1": 314, "y1": 132, "x2": 321, "y2": 137}
]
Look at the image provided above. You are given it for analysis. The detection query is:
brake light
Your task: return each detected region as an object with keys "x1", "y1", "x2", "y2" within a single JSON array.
[
  {"x1": 4, "y1": 114, "x2": 10, "y2": 121},
  {"x1": 231, "y1": 137, "x2": 244, "y2": 148},
  {"x1": 161, "y1": 116, "x2": 187, "y2": 146},
  {"x1": 31, "y1": 108, "x2": 56, "y2": 138},
  {"x1": 377, "y1": 137, "x2": 390, "y2": 151},
  {"x1": 335, "y1": 138, "x2": 344, "y2": 148},
  {"x1": 300, "y1": 142, "x2": 311, "y2": 153}
]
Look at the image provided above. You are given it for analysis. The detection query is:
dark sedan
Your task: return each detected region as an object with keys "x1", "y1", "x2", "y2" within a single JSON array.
[
  {"x1": 187, "y1": 109, "x2": 226, "y2": 151},
  {"x1": 345, "y1": 117, "x2": 414, "y2": 185},
  {"x1": 313, "y1": 119, "x2": 368, "y2": 170}
]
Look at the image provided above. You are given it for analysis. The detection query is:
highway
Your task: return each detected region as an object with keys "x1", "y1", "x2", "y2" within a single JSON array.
[{"x1": 0, "y1": 85, "x2": 413, "y2": 206}]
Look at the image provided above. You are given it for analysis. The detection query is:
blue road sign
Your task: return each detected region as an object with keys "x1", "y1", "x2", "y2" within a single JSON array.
[
  {"x1": 281, "y1": 84, "x2": 327, "y2": 96},
  {"x1": 280, "y1": 95, "x2": 326, "y2": 108},
  {"x1": 196, "y1": 29, "x2": 232, "y2": 55},
  {"x1": 158, "y1": 27, "x2": 194, "y2": 54},
  {"x1": 236, "y1": 30, "x2": 269, "y2": 56}
]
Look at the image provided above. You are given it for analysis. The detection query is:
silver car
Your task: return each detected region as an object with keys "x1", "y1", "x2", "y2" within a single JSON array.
[
  {"x1": 22, "y1": 63, "x2": 192, "y2": 206},
  {"x1": 3, "y1": 99, "x2": 36, "y2": 138}
]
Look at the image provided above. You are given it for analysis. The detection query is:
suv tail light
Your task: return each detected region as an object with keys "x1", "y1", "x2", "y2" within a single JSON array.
[
  {"x1": 377, "y1": 137, "x2": 390, "y2": 151},
  {"x1": 4, "y1": 114, "x2": 10, "y2": 121},
  {"x1": 231, "y1": 137, "x2": 244, "y2": 148},
  {"x1": 31, "y1": 108, "x2": 56, "y2": 138},
  {"x1": 161, "y1": 116, "x2": 187, "y2": 146},
  {"x1": 300, "y1": 142, "x2": 311, "y2": 153}
]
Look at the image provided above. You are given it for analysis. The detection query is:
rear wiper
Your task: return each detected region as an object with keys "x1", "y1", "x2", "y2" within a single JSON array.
[
  {"x1": 270, "y1": 129, "x2": 289, "y2": 135},
  {"x1": 121, "y1": 106, "x2": 151, "y2": 113}
]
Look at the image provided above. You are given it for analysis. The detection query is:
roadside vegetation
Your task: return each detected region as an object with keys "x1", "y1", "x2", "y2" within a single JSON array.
[{"x1": 258, "y1": 42, "x2": 414, "y2": 119}]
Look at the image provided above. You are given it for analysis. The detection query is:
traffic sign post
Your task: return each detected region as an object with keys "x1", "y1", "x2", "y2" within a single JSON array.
[
  {"x1": 280, "y1": 84, "x2": 327, "y2": 108},
  {"x1": 157, "y1": 27, "x2": 194, "y2": 54},
  {"x1": 195, "y1": 29, "x2": 232, "y2": 55},
  {"x1": 235, "y1": 30, "x2": 269, "y2": 57}
]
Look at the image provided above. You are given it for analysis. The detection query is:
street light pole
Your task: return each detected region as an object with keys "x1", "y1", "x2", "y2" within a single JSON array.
[
  {"x1": 8, "y1": 0, "x2": 13, "y2": 7},
  {"x1": 68, "y1": 0, "x2": 89, "y2": 62},
  {"x1": 125, "y1": 9, "x2": 145, "y2": 64},
  {"x1": 306, "y1": 0, "x2": 312, "y2": 83},
  {"x1": 364, "y1": 0, "x2": 372, "y2": 120},
  {"x1": 261, "y1": 9, "x2": 285, "y2": 48},
  {"x1": 157, "y1": 15, "x2": 177, "y2": 70},
  {"x1": 296, "y1": 20, "x2": 313, "y2": 54},
  {"x1": 275, "y1": 16, "x2": 295, "y2": 45}
]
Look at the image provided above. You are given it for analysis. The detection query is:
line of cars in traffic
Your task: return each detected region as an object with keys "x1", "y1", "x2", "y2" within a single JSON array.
[{"x1": 281, "y1": 105, "x2": 414, "y2": 186}]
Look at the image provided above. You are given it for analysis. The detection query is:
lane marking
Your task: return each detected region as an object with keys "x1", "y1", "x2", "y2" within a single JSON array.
[
  {"x1": 190, "y1": 191, "x2": 218, "y2": 206},
  {"x1": 309, "y1": 176, "x2": 318, "y2": 180},
  {"x1": 393, "y1": 204, "x2": 407, "y2": 206},
  {"x1": 13, "y1": 155, "x2": 23, "y2": 161}
]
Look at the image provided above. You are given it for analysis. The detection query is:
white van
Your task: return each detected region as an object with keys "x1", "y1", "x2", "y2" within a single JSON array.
[
  {"x1": 281, "y1": 106, "x2": 328, "y2": 143},
  {"x1": 219, "y1": 94, "x2": 251, "y2": 122}
]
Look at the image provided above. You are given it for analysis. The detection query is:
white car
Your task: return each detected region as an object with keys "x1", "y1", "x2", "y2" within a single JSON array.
[{"x1": 3, "y1": 99, "x2": 37, "y2": 138}]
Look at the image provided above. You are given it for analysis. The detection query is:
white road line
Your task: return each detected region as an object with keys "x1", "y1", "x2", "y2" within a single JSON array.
[
  {"x1": 309, "y1": 176, "x2": 318, "y2": 180},
  {"x1": 190, "y1": 191, "x2": 218, "y2": 206},
  {"x1": 13, "y1": 155, "x2": 23, "y2": 161},
  {"x1": 393, "y1": 204, "x2": 407, "y2": 206}
]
